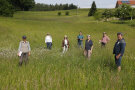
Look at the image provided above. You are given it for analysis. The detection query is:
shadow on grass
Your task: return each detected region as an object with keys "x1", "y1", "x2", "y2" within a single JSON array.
[
  {"x1": 103, "y1": 59, "x2": 117, "y2": 71},
  {"x1": 110, "y1": 21, "x2": 135, "y2": 28}
]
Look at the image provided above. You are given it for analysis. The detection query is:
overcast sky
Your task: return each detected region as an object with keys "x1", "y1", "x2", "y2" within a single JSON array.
[{"x1": 35, "y1": 0, "x2": 118, "y2": 8}]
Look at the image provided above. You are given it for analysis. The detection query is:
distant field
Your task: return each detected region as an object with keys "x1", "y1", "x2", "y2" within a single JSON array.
[{"x1": 0, "y1": 9, "x2": 135, "y2": 90}]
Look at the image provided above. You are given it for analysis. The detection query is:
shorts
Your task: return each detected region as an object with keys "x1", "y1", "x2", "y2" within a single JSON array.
[
  {"x1": 115, "y1": 55, "x2": 122, "y2": 67},
  {"x1": 101, "y1": 42, "x2": 106, "y2": 47}
]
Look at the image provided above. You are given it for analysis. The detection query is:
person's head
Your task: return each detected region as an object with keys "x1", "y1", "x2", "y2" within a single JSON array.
[
  {"x1": 87, "y1": 35, "x2": 91, "y2": 40},
  {"x1": 64, "y1": 35, "x2": 68, "y2": 39},
  {"x1": 22, "y1": 36, "x2": 27, "y2": 41},
  {"x1": 47, "y1": 33, "x2": 50, "y2": 36},
  {"x1": 103, "y1": 32, "x2": 107, "y2": 37},
  {"x1": 80, "y1": 32, "x2": 82, "y2": 35},
  {"x1": 117, "y1": 32, "x2": 123, "y2": 40}
]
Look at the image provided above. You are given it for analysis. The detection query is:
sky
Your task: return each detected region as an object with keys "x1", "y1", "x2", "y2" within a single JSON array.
[{"x1": 35, "y1": 0, "x2": 118, "y2": 8}]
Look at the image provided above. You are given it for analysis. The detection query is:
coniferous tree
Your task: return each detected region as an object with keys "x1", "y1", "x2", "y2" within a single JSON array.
[{"x1": 88, "y1": 1, "x2": 97, "y2": 16}]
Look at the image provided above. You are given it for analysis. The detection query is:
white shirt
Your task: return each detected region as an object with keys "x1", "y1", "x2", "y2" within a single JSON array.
[
  {"x1": 64, "y1": 39, "x2": 68, "y2": 45},
  {"x1": 45, "y1": 35, "x2": 52, "y2": 43}
]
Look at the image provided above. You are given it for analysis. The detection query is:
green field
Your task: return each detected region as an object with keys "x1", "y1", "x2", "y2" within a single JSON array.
[{"x1": 0, "y1": 9, "x2": 135, "y2": 89}]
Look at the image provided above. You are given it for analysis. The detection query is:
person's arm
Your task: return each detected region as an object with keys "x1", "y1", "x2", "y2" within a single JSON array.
[
  {"x1": 18, "y1": 42, "x2": 21, "y2": 52},
  {"x1": 68, "y1": 40, "x2": 69, "y2": 48},
  {"x1": 50, "y1": 36, "x2": 52, "y2": 43},
  {"x1": 107, "y1": 36, "x2": 110, "y2": 42},
  {"x1": 90, "y1": 41, "x2": 93, "y2": 53},
  {"x1": 116, "y1": 42, "x2": 126, "y2": 59},
  {"x1": 28, "y1": 42, "x2": 31, "y2": 56}
]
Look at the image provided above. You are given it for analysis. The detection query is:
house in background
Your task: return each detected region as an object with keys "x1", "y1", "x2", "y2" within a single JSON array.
[{"x1": 116, "y1": 0, "x2": 135, "y2": 8}]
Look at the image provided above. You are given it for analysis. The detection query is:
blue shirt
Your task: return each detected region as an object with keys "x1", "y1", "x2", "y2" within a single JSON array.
[
  {"x1": 113, "y1": 38, "x2": 126, "y2": 56},
  {"x1": 77, "y1": 35, "x2": 84, "y2": 42},
  {"x1": 85, "y1": 40, "x2": 93, "y2": 50}
]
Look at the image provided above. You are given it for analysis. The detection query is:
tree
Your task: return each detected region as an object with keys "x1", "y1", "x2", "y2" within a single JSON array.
[
  {"x1": 0, "y1": 0, "x2": 14, "y2": 17},
  {"x1": 19, "y1": 0, "x2": 35, "y2": 11},
  {"x1": 88, "y1": 1, "x2": 97, "y2": 16},
  {"x1": 115, "y1": 4, "x2": 132, "y2": 20}
]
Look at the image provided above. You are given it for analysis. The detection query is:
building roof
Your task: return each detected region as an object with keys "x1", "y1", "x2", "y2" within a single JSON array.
[{"x1": 117, "y1": 0, "x2": 135, "y2": 5}]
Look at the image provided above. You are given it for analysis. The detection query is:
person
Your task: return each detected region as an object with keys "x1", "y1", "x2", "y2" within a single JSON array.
[
  {"x1": 77, "y1": 32, "x2": 84, "y2": 48},
  {"x1": 113, "y1": 32, "x2": 126, "y2": 72},
  {"x1": 84, "y1": 35, "x2": 93, "y2": 60},
  {"x1": 45, "y1": 33, "x2": 52, "y2": 50},
  {"x1": 99, "y1": 32, "x2": 110, "y2": 47},
  {"x1": 18, "y1": 36, "x2": 31, "y2": 66},
  {"x1": 62, "y1": 35, "x2": 69, "y2": 53}
]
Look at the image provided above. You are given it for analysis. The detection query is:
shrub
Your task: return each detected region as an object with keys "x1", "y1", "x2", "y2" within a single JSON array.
[
  {"x1": 102, "y1": 9, "x2": 113, "y2": 21},
  {"x1": 58, "y1": 12, "x2": 62, "y2": 16},
  {"x1": 65, "y1": 11, "x2": 69, "y2": 16}
]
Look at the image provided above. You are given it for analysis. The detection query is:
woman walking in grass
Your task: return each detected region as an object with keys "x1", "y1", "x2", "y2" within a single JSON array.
[
  {"x1": 45, "y1": 33, "x2": 52, "y2": 50},
  {"x1": 62, "y1": 35, "x2": 69, "y2": 54},
  {"x1": 18, "y1": 36, "x2": 31, "y2": 66},
  {"x1": 99, "y1": 32, "x2": 110, "y2": 47},
  {"x1": 84, "y1": 35, "x2": 93, "y2": 60}
]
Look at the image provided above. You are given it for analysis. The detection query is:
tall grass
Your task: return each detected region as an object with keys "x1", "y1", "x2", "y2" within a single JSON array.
[{"x1": 0, "y1": 9, "x2": 135, "y2": 89}]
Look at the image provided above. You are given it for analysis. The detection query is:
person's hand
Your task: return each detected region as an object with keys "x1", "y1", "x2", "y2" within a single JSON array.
[
  {"x1": 17, "y1": 53, "x2": 19, "y2": 56},
  {"x1": 28, "y1": 52, "x2": 31, "y2": 56},
  {"x1": 90, "y1": 50, "x2": 92, "y2": 54},
  {"x1": 116, "y1": 54, "x2": 121, "y2": 59}
]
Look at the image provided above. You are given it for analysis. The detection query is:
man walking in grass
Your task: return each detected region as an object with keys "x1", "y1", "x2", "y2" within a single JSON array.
[
  {"x1": 77, "y1": 31, "x2": 84, "y2": 49},
  {"x1": 84, "y1": 35, "x2": 93, "y2": 60},
  {"x1": 113, "y1": 32, "x2": 126, "y2": 72},
  {"x1": 18, "y1": 36, "x2": 31, "y2": 66}
]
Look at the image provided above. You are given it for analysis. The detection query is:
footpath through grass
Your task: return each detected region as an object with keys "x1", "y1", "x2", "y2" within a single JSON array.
[{"x1": 0, "y1": 9, "x2": 135, "y2": 89}]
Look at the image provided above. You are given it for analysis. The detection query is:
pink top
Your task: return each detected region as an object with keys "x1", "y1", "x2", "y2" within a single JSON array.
[{"x1": 101, "y1": 36, "x2": 110, "y2": 44}]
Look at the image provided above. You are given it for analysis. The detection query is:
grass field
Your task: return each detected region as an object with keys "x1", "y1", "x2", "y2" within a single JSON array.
[{"x1": 0, "y1": 9, "x2": 135, "y2": 90}]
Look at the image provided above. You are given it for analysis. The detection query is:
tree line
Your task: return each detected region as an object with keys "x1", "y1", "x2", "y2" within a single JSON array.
[
  {"x1": 0, "y1": 0, "x2": 35, "y2": 17},
  {"x1": 30, "y1": 3, "x2": 77, "y2": 11},
  {"x1": 0, "y1": 0, "x2": 77, "y2": 17}
]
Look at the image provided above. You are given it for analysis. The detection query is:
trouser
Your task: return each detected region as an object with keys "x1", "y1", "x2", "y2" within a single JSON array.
[
  {"x1": 84, "y1": 50, "x2": 91, "y2": 59},
  {"x1": 115, "y1": 55, "x2": 122, "y2": 67},
  {"x1": 19, "y1": 53, "x2": 29, "y2": 66},
  {"x1": 63, "y1": 45, "x2": 68, "y2": 53},
  {"x1": 46, "y1": 42, "x2": 52, "y2": 50},
  {"x1": 78, "y1": 41, "x2": 83, "y2": 48}
]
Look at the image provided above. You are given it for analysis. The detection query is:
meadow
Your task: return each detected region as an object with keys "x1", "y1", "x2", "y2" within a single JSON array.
[{"x1": 0, "y1": 9, "x2": 135, "y2": 90}]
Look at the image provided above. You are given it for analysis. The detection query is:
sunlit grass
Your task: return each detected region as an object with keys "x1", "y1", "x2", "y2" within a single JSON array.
[{"x1": 0, "y1": 9, "x2": 135, "y2": 89}]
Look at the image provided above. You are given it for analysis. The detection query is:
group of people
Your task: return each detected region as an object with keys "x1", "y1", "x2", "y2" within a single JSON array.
[{"x1": 17, "y1": 32, "x2": 126, "y2": 72}]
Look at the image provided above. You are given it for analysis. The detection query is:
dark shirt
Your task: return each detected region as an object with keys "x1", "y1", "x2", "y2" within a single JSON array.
[
  {"x1": 85, "y1": 40, "x2": 93, "y2": 50},
  {"x1": 113, "y1": 38, "x2": 126, "y2": 56}
]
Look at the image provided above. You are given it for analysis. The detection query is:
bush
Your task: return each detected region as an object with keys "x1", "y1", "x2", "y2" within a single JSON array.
[
  {"x1": 102, "y1": 9, "x2": 113, "y2": 21},
  {"x1": 94, "y1": 11, "x2": 103, "y2": 21},
  {"x1": 58, "y1": 12, "x2": 62, "y2": 16},
  {"x1": 65, "y1": 11, "x2": 69, "y2": 16}
]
